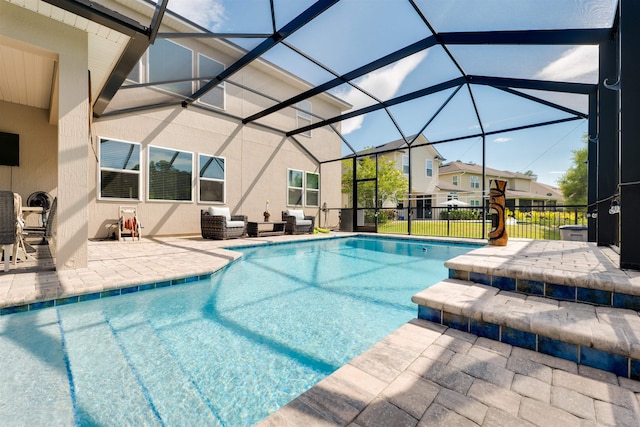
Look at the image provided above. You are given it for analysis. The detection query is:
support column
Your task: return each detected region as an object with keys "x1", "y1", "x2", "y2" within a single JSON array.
[
  {"x1": 587, "y1": 92, "x2": 597, "y2": 242},
  {"x1": 407, "y1": 145, "x2": 412, "y2": 235},
  {"x1": 56, "y1": 40, "x2": 89, "y2": 269},
  {"x1": 596, "y1": 34, "x2": 619, "y2": 247},
  {"x1": 620, "y1": 0, "x2": 640, "y2": 269}
]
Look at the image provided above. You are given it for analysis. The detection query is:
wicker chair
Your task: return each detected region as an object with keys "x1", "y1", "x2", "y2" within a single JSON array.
[
  {"x1": 282, "y1": 209, "x2": 315, "y2": 234},
  {"x1": 1, "y1": 191, "x2": 16, "y2": 272},
  {"x1": 201, "y1": 207, "x2": 247, "y2": 240}
]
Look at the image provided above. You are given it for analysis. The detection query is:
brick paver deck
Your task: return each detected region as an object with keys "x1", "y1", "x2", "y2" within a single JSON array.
[{"x1": 260, "y1": 320, "x2": 640, "y2": 427}]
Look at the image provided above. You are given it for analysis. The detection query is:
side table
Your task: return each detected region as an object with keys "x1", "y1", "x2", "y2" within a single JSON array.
[{"x1": 247, "y1": 221, "x2": 286, "y2": 237}]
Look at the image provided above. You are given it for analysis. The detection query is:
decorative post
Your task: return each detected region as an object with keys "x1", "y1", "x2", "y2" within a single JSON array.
[{"x1": 488, "y1": 179, "x2": 508, "y2": 246}]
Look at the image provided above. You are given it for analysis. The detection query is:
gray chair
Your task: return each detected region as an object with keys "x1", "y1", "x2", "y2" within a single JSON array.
[
  {"x1": 0, "y1": 191, "x2": 16, "y2": 272},
  {"x1": 201, "y1": 207, "x2": 247, "y2": 240},
  {"x1": 282, "y1": 209, "x2": 315, "y2": 234}
]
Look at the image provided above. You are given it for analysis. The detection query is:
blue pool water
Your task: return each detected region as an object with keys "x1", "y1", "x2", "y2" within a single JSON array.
[{"x1": 0, "y1": 236, "x2": 476, "y2": 426}]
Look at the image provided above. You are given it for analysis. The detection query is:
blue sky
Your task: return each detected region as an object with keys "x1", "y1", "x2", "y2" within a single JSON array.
[{"x1": 166, "y1": 0, "x2": 616, "y2": 186}]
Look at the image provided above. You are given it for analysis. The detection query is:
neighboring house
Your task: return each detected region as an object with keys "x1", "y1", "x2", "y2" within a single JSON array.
[
  {"x1": 351, "y1": 137, "x2": 564, "y2": 222},
  {"x1": 351, "y1": 134, "x2": 444, "y2": 219},
  {"x1": 0, "y1": 1, "x2": 349, "y2": 269},
  {"x1": 437, "y1": 161, "x2": 564, "y2": 210}
]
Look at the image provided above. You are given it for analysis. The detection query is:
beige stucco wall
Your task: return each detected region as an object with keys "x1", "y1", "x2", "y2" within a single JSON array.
[
  {"x1": 410, "y1": 145, "x2": 439, "y2": 195},
  {"x1": 510, "y1": 177, "x2": 531, "y2": 192},
  {"x1": 1, "y1": 2, "x2": 89, "y2": 269},
  {"x1": 2, "y1": 0, "x2": 345, "y2": 261},
  {"x1": 91, "y1": 104, "x2": 342, "y2": 239},
  {"x1": 0, "y1": 102, "x2": 58, "y2": 210}
]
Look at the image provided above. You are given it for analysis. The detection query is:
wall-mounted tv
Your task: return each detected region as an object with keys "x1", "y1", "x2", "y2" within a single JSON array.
[{"x1": 0, "y1": 132, "x2": 19, "y2": 167}]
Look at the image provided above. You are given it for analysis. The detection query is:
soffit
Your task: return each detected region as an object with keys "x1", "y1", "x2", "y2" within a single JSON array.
[{"x1": 2, "y1": 0, "x2": 129, "y2": 112}]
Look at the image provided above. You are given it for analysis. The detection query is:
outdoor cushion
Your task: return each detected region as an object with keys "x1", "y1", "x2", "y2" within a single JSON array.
[
  {"x1": 296, "y1": 219, "x2": 312, "y2": 226},
  {"x1": 209, "y1": 206, "x2": 231, "y2": 221},
  {"x1": 286, "y1": 209, "x2": 305, "y2": 221},
  {"x1": 226, "y1": 220, "x2": 245, "y2": 228}
]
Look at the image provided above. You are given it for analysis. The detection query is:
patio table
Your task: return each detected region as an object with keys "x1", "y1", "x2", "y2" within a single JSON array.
[{"x1": 247, "y1": 221, "x2": 286, "y2": 237}]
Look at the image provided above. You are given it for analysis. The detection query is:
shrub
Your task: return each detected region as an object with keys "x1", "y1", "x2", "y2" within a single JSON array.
[{"x1": 440, "y1": 209, "x2": 480, "y2": 220}]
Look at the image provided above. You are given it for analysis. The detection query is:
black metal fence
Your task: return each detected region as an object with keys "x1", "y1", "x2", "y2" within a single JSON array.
[{"x1": 339, "y1": 205, "x2": 587, "y2": 240}]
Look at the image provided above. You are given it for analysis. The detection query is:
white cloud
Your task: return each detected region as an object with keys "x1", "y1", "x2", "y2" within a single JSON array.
[
  {"x1": 493, "y1": 137, "x2": 511, "y2": 143},
  {"x1": 535, "y1": 46, "x2": 598, "y2": 83},
  {"x1": 335, "y1": 51, "x2": 428, "y2": 134},
  {"x1": 168, "y1": 0, "x2": 225, "y2": 32}
]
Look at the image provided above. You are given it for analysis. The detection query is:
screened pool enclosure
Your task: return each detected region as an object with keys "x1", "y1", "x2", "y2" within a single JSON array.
[{"x1": 29, "y1": 0, "x2": 640, "y2": 268}]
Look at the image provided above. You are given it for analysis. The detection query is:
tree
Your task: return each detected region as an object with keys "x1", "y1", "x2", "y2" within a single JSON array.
[
  {"x1": 518, "y1": 169, "x2": 538, "y2": 181},
  {"x1": 558, "y1": 135, "x2": 587, "y2": 205},
  {"x1": 342, "y1": 155, "x2": 408, "y2": 207}
]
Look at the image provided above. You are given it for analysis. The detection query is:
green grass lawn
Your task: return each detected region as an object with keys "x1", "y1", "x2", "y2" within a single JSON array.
[{"x1": 377, "y1": 220, "x2": 562, "y2": 240}]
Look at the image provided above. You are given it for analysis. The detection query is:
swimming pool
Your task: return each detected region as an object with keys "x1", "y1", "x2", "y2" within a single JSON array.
[{"x1": 0, "y1": 236, "x2": 476, "y2": 426}]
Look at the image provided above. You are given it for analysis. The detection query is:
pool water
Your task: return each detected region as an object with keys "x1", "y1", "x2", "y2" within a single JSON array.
[{"x1": 0, "y1": 236, "x2": 476, "y2": 426}]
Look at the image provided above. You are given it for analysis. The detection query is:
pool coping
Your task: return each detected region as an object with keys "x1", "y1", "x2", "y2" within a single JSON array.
[{"x1": 0, "y1": 233, "x2": 479, "y2": 315}]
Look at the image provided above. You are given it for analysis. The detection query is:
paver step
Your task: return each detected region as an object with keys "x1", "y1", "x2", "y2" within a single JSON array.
[
  {"x1": 444, "y1": 241, "x2": 640, "y2": 311},
  {"x1": 412, "y1": 279, "x2": 640, "y2": 379}
]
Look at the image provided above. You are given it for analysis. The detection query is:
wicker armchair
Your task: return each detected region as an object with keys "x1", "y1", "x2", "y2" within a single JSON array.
[
  {"x1": 282, "y1": 209, "x2": 315, "y2": 234},
  {"x1": 201, "y1": 207, "x2": 247, "y2": 240}
]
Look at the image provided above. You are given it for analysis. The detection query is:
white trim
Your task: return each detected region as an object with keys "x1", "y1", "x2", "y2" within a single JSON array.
[
  {"x1": 470, "y1": 175, "x2": 480, "y2": 189},
  {"x1": 146, "y1": 39, "x2": 194, "y2": 98},
  {"x1": 305, "y1": 170, "x2": 319, "y2": 207},
  {"x1": 297, "y1": 100, "x2": 312, "y2": 138},
  {"x1": 196, "y1": 53, "x2": 226, "y2": 111},
  {"x1": 287, "y1": 168, "x2": 304, "y2": 207},
  {"x1": 147, "y1": 144, "x2": 194, "y2": 203},
  {"x1": 197, "y1": 153, "x2": 226, "y2": 204},
  {"x1": 97, "y1": 136, "x2": 142, "y2": 202}
]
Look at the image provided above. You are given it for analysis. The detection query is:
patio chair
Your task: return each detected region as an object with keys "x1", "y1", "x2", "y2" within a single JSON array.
[
  {"x1": 282, "y1": 209, "x2": 315, "y2": 234},
  {"x1": 0, "y1": 191, "x2": 17, "y2": 272},
  {"x1": 10, "y1": 193, "x2": 31, "y2": 265},
  {"x1": 44, "y1": 197, "x2": 57, "y2": 240},
  {"x1": 201, "y1": 207, "x2": 247, "y2": 240}
]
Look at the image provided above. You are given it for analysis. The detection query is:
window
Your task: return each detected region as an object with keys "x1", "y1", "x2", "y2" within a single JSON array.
[
  {"x1": 305, "y1": 172, "x2": 319, "y2": 207},
  {"x1": 297, "y1": 100, "x2": 312, "y2": 137},
  {"x1": 452, "y1": 175, "x2": 458, "y2": 186},
  {"x1": 426, "y1": 159, "x2": 433, "y2": 177},
  {"x1": 197, "y1": 54, "x2": 225, "y2": 109},
  {"x1": 148, "y1": 146, "x2": 193, "y2": 201},
  {"x1": 99, "y1": 138, "x2": 141, "y2": 200},
  {"x1": 470, "y1": 200, "x2": 480, "y2": 206},
  {"x1": 470, "y1": 176, "x2": 480, "y2": 189},
  {"x1": 402, "y1": 155, "x2": 409, "y2": 174},
  {"x1": 148, "y1": 39, "x2": 193, "y2": 96},
  {"x1": 288, "y1": 169, "x2": 319, "y2": 206},
  {"x1": 288, "y1": 169, "x2": 304, "y2": 206},
  {"x1": 198, "y1": 154, "x2": 225, "y2": 203}
]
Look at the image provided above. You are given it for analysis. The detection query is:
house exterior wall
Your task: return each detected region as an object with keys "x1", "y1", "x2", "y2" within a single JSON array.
[
  {"x1": 1, "y1": 1, "x2": 89, "y2": 269},
  {"x1": 0, "y1": 101, "x2": 58, "y2": 216},
  {"x1": 410, "y1": 145, "x2": 439, "y2": 195},
  {"x1": 1, "y1": 1, "x2": 344, "y2": 269},
  {"x1": 510, "y1": 177, "x2": 531, "y2": 192},
  {"x1": 91, "y1": 109, "x2": 339, "y2": 238},
  {"x1": 92, "y1": 87, "x2": 342, "y2": 239}
]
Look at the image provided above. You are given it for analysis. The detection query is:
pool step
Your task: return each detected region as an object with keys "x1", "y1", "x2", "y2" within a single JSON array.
[
  {"x1": 412, "y1": 279, "x2": 640, "y2": 379},
  {"x1": 61, "y1": 311, "x2": 224, "y2": 426},
  {"x1": 444, "y1": 240, "x2": 640, "y2": 311}
]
